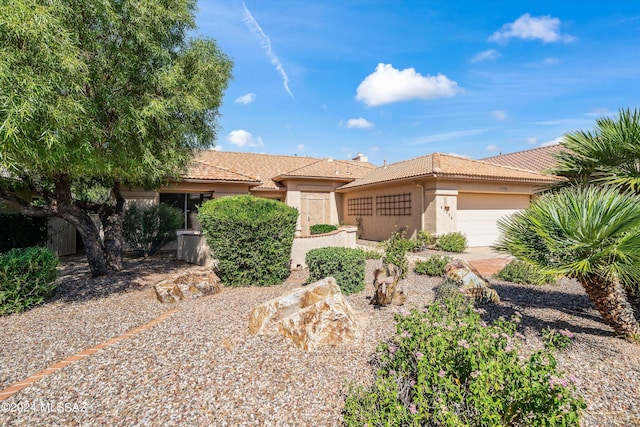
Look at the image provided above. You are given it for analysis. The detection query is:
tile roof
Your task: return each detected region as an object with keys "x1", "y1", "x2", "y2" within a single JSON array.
[
  {"x1": 338, "y1": 152, "x2": 560, "y2": 190},
  {"x1": 186, "y1": 160, "x2": 261, "y2": 184},
  {"x1": 274, "y1": 158, "x2": 376, "y2": 181},
  {"x1": 481, "y1": 144, "x2": 567, "y2": 173},
  {"x1": 188, "y1": 151, "x2": 376, "y2": 190}
]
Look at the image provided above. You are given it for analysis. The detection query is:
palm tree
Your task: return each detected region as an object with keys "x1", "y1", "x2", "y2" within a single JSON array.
[
  {"x1": 553, "y1": 108, "x2": 640, "y2": 193},
  {"x1": 494, "y1": 186, "x2": 640, "y2": 342}
]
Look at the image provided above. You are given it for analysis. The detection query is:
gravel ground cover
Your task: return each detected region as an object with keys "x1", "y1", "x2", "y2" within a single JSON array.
[{"x1": 1, "y1": 254, "x2": 639, "y2": 426}]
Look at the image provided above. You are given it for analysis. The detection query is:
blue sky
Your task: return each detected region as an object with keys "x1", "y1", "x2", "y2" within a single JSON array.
[{"x1": 195, "y1": 1, "x2": 640, "y2": 165}]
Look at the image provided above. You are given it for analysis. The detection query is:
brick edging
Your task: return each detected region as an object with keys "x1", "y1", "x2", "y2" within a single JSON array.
[{"x1": 0, "y1": 308, "x2": 178, "y2": 401}]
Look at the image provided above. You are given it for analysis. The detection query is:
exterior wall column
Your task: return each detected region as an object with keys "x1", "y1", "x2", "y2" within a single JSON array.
[
  {"x1": 285, "y1": 189, "x2": 302, "y2": 236},
  {"x1": 424, "y1": 189, "x2": 458, "y2": 236}
]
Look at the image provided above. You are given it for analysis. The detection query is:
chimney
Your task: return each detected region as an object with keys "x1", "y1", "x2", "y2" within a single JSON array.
[
  {"x1": 383, "y1": 159, "x2": 387, "y2": 169},
  {"x1": 352, "y1": 153, "x2": 368, "y2": 162}
]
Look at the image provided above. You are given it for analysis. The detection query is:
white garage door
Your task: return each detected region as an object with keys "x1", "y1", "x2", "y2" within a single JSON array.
[{"x1": 457, "y1": 193, "x2": 530, "y2": 247}]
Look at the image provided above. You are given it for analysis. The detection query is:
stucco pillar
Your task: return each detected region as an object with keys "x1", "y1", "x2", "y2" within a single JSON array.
[
  {"x1": 424, "y1": 189, "x2": 458, "y2": 236},
  {"x1": 285, "y1": 190, "x2": 302, "y2": 236}
]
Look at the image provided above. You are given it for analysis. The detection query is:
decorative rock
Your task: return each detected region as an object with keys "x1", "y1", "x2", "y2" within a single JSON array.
[
  {"x1": 444, "y1": 259, "x2": 500, "y2": 304},
  {"x1": 154, "y1": 270, "x2": 222, "y2": 303},
  {"x1": 248, "y1": 277, "x2": 364, "y2": 350},
  {"x1": 371, "y1": 263, "x2": 405, "y2": 306}
]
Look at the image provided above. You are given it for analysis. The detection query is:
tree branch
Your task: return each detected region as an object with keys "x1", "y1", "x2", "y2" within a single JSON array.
[{"x1": 0, "y1": 190, "x2": 55, "y2": 218}]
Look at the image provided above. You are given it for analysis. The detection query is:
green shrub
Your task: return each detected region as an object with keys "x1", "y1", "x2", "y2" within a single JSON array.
[
  {"x1": 306, "y1": 247, "x2": 365, "y2": 295},
  {"x1": 0, "y1": 213, "x2": 48, "y2": 253},
  {"x1": 310, "y1": 224, "x2": 338, "y2": 235},
  {"x1": 363, "y1": 248, "x2": 382, "y2": 260},
  {"x1": 381, "y1": 229, "x2": 414, "y2": 278},
  {"x1": 198, "y1": 195, "x2": 298, "y2": 287},
  {"x1": 343, "y1": 295, "x2": 585, "y2": 426},
  {"x1": 0, "y1": 247, "x2": 59, "y2": 315},
  {"x1": 496, "y1": 260, "x2": 557, "y2": 285},
  {"x1": 123, "y1": 203, "x2": 183, "y2": 256},
  {"x1": 414, "y1": 255, "x2": 452, "y2": 276},
  {"x1": 413, "y1": 230, "x2": 435, "y2": 251},
  {"x1": 436, "y1": 231, "x2": 467, "y2": 253}
]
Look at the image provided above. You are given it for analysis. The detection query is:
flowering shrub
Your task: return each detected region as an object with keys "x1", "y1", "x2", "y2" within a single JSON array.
[{"x1": 343, "y1": 294, "x2": 585, "y2": 426}]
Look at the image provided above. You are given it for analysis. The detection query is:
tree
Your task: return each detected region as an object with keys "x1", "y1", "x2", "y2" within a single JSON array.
[
  {"x1": 552, "y1": 108, "x2": 640, "y2": 192},
  {"x1": 495, "y1": 186, "x2": 640, "y2": 342},
  {"x1": 0, "y1": 0, "x2": 232, "y2": 275}
]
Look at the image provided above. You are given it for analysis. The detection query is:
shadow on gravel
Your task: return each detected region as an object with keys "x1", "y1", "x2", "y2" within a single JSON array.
[
  {"x1": 51, "y1": 252, "x2": 192, "y2": 304},
  {"x1": 477, "y1": 281, "x2": 616, "y2": 340}
]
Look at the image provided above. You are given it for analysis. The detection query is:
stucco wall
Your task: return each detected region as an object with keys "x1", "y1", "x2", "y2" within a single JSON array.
[
  {"x1": 341, "y1": 178, "x2": 544, "y2": 243},
  {"x1": 176, "y1": 231, "x2": 211, "y2": 266},
  {"x1": 341, "y1": 182, "x2": 423, "y2": 241},
  {"x1": 289, "y1": 226, "x2": 357, "y2": 269}
]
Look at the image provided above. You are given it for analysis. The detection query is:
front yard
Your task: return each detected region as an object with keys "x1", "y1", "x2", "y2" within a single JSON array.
[{"x1": 0, "y1": 254, "x2": 638, "y2": 426}]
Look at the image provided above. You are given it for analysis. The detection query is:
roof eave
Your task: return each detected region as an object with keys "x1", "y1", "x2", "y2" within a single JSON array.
[{"x1": 337, "y1": 173, "x2": 561, "y2": 192}]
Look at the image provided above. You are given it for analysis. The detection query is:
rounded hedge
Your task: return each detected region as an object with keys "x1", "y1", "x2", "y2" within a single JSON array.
[
  {"x1": 198, "y1": 195, "x2": 298, "y2": 287},
  {"x1": 306, "y1": 247, "x2": 365, "y2": 295},
  {"x1": 310, "y1": 224, "x2": 338, "y2": 235}
]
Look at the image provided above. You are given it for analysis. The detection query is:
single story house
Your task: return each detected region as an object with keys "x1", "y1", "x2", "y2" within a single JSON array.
[
  {"x1": 122, "y1": 151, "x2": 376, "y2": 236},
  {"x1": 337, "y1": 152, "x2": 558, "y2": 246},
  {"x1": 124, "y1": 149, "x2": 559, "y2": 247},
  {"x1": 3, "y1": 146, "x2": 564, "y2": 255}
]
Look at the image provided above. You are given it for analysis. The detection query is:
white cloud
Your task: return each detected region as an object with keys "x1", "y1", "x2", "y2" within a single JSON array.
[
  {"x1": 540, "y1": 137, "x2": 563, "y2": 147},
  {"x1": 410, "y1": 128, "x2": 490, "y2": 145},
  {"x1": 543, "y1": 57, "x2": 559, "y2": 65},
  {"x1": 470, "y1": 49, "x2": 500, "y2": 63},
  {"x1": 347, "y1": 118, "x2": 375, "y2": 129},
  {"x1": 370, "y1": 146, "x2": 380, "y2": 152},
  {"x1": 489, "y1": 14, "x2": 575, "y2": 44},
  {"x1": 242, "y1": 3, "x2": 294, "y2": 98},
  {"x1": 235, "y1": 93, "x2": 256, "y2": 105},
  {"x1": 228, "y1": 129, "x2": 264, "y2": 147},
  {"x1": 356, "y1": 63, "x2": 460, "y2": 106},
  {"x1": 486, "y1": 144, "x2": 499, "y2": 151},
  {"x1": 527, "y1": 137, "x2": 538, "y2": 145},
  {"x1": 491, "y1": 110, "x2": 508, "y2": 121},
  {"x1": 296, "y1": 144, "x2": 304, "y2": 152}
]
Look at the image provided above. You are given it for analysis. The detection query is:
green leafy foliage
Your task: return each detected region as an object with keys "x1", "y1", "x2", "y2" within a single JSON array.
[
  {"x1": 309, "y1": 224, "x2": 338, "y2": 235},
  {"x1": 436, "y1": 232, "x2": 467, "y2": 253},
  {"x1": 0, "y1": 247, "x2": 59, "y2": 315},
  {"x1": 495, "y1": 185, "x2": 640, "y2": 340},
  {"x1": 306, "y1": 247, "x2": 365, "y2": 295},
  {"x1": 0, "y1": 213, "x2": 48, "y2": 253},
  {"x1": 414, "y1": 230, "x2": 435, "y2": 251},
  {"x1": 198, "y1": 196, "x2": 298, "y2": 287},
  {"x1": 123, "y1": 203, "x2": 183, "y2": 257},
  {"x1": 414, "y1": 255, "x2": 452, "y2": 276},
  {"x1": 363, "y1": 248, "x2": 383, "y2": 260},
  {"x1": 0, "y1": 0, "x2": 233, "y2": 275},
  {"x1": 552, "y1": 108, "x2": 640, "y2": 193},
  {"x1": 381, "y1": 229, "x2": 414, "y2": 278},
  {"x1": 343, "y1": 295, "x2": 585, "y2": 426},
  {"x1": 496, "y1": 260, "x2": 557, "y2": 285}
]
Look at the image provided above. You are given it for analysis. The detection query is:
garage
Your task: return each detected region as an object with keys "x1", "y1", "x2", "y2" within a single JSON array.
[{"x1": 457, "y1": 193, "x2": 530, "y2": 247}]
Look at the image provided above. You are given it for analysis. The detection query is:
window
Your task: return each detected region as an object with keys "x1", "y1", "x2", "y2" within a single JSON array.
[
  {"x1": 348, "y1": 197, "x2": 373, "y2": 216},
  {"x1": 159, "y1": 193, "x2": 212, "y2": 229},
  {"x1": 376, "y1": 193, "x2": 411, "y2": 216}
]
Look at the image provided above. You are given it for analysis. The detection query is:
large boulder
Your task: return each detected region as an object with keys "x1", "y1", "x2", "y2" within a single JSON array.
[
  {"x1": 154, "y1": 270, "x2": 222, "y2": 303},
  {"x1": 371, "y1": 263, "x2": 406, "y2": 306},
  {"x1": 248, "y1": 277, "x2": 364, "y2": 350},
  {"x1": 443, "y1": 259, "x2": 500, "y2": 304}
]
